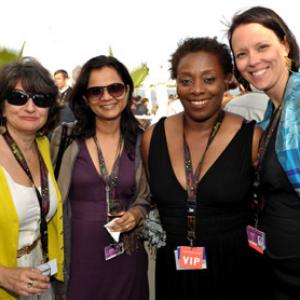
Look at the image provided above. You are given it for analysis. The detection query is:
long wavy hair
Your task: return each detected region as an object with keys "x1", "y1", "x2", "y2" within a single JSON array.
[{"x1": 69, "y1": 55, "x2": 141, "y2": 159}]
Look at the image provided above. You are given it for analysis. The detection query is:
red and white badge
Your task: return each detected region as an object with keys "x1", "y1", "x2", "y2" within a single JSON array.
[{"x1": 174, "y1": 246, "x2": 207, "y2": 270}]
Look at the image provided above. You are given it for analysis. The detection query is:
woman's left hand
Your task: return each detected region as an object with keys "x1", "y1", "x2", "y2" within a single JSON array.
[{"x1": 109, "y1": 207, "x2": 143, "y2": 232}]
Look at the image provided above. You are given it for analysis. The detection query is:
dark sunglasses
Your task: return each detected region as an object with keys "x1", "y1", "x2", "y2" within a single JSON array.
[
  {"x1": 6, "y1": 90, "x2": 53, "y2": 108},
  {"x1": 86, "y1": 83, "x2": 126, "y2": 99}
]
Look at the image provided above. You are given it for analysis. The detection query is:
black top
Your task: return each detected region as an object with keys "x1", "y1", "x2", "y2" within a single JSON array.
[
  {"x1": 260, "y1": 124, "x2": 300, "y2": 257},
  {"x1": 149, "y1": 118, "x2": 260, "y2": 300},
  {"x1": 59, "y1": 87, "x2": 76, "y2": 123}
]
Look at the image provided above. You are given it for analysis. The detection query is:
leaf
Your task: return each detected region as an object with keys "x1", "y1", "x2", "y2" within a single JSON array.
[
  {"x1": 130, "y1": 63, "x2": 149, "y2": 88},
  {"x1": 108, "y1": 46, "x2": 114, "y2": 57},
  {"x1": 18, "y1": 42, "x2": 26, "y2": 58},
  {"x1": 0, "y1": 42, "x2": 26, "y2": 66}
]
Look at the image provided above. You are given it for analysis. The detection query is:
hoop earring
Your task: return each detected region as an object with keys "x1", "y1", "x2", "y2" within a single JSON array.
[
  {"x1": 0, "y1": 117, "x2": 6, "y2": 134},
  {"x1": 284, "y1": 56, "x2": 292, "y2": 71}
]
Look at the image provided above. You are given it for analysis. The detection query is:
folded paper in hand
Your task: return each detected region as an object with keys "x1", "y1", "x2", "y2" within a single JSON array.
[
  {"x1": 104, "y1": 218, "x2": 121, "y2": 242},
  {"x1": 38, "y1": 259, "x2": 57, "y2": 276}
]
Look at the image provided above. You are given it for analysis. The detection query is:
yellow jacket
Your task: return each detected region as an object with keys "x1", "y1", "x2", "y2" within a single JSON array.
[{"x1": 0, "y1": 136, "x2": 64, "y2": 299}]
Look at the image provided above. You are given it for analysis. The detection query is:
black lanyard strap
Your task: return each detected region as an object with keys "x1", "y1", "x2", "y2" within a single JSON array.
[
  {"x1": 3, "y1": 131, "x2": 49, "y2": 260},
  {"x1": 253, "y1": 104, "x2": 282, "y2": 225},
  {"x1": 183, "y1": 111, "x2": 224, "y2": 246},
  {"x1": 93, "y1": 135, "x2": 124, "y2": 219}
]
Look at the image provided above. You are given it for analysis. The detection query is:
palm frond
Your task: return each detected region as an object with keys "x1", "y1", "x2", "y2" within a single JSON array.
[{"x1": 130, "y1": 63, "x2": 149, "y2": 88}]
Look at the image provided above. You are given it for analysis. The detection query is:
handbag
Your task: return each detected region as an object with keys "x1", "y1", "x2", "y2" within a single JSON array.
[{"x1": 138, "y1": 206, "x2": 166, "y2": 252}]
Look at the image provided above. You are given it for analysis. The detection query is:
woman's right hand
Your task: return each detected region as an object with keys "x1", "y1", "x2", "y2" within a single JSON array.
[{"x1": 0, "y1": 265, "x2": 50, "y2": 296}]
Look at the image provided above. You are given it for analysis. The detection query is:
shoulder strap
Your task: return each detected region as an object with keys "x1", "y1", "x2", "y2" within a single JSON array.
[
  {"x1": 150, "y1": 117, "x2": 166, "y2": 139},
  {"x1": 54, "y1": 123, "x2": 72, "y2": 179}
]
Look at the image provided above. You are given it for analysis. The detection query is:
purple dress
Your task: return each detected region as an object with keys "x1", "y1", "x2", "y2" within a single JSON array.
[{"x1": 67, "y1": 140, "x2": 149, "y2": 300}]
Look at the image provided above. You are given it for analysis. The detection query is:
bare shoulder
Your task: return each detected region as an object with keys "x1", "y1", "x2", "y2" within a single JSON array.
[
  {"x1": 252, "y1": 124, "x2": 263, "y2": 163},
  {"x1": 224, "y1": 111, "x2": 263, "y2": 163},
  {"x1": 141, "y1": 122, "x2": 157, "y2": 168},
  {"x1": 253, "y1": 123, "x2": 263, "y2": 137},
  {"x1": 142, "y1": 114, "x2": 180, "y2": 144},
  {"x1": 224, "y1": 111, "x2": 263, "y2": 135},
  {"x1": 141, "y1": 123, "x2": 156, "y2": 149},
  {"x1": 223, "y1": 111, "x2": 244, "y2": 132},
  {"x1": 164, "y1": 113, "x2": 182, "y2": 134}
]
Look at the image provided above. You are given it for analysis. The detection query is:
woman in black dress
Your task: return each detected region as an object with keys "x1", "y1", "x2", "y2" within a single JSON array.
[
  {"x1": 142, "y1": 37, "x2": 264, "y2": 299},
  {"x1": 229, "y1": 6, "x2": 300, "y2": 300}
]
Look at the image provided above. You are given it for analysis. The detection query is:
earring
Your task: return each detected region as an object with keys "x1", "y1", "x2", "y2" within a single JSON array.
[
  {"x1": 0, "y1": 117, "x2": 6, "y2": 134},
  {"x1": 284, "y1": 56, "x2": 292, "y2": 71}
]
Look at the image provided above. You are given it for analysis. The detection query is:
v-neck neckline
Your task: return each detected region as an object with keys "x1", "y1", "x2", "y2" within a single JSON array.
[{"x1": 162, "y1": 119, "x2": 244, "y2": 193}]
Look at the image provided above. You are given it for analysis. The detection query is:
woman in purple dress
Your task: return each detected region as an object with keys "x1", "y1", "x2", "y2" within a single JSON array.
[{"x1": 51, "y1": 55, "x2": 150, "y2": 300}]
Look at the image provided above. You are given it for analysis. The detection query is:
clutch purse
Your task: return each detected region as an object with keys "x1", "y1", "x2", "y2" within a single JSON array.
[{"x1": 138, "y1": 207, "x2": 166, "y2": 252}]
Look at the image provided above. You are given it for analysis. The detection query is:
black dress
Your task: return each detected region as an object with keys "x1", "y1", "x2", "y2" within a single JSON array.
[
  {"x1": 149, "y1": 118, "x2": 265, "y2": 300},
  {"x1": 260, "y1": 125, "x2": 300, "y2": 300}
]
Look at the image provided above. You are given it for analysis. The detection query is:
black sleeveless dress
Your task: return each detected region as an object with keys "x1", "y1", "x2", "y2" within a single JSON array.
[
  {"x1": 259, "y1": 124, "x2": 300, "y2": 299},
  {"x1": 149, "y1": 118, "x2": 265, "y2": 300}
]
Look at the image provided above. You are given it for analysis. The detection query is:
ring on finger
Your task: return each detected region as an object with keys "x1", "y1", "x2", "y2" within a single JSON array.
[{"x1": 27, "y1": 281, "x2": 33, "y2": 288}]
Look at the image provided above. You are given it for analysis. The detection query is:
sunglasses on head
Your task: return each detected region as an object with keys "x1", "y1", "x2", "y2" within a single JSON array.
[
  {"x1": 85, "y1": 83, "x2": 126, "y2": 99},
  {"x1": 6, "y1": 90, "x2": 52, "y2": 108}
]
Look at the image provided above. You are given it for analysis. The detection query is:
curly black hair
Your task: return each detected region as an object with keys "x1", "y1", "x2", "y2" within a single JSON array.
[
  {"x1": 169, "y1": 37, "x2": 233, "y2": 79},
  {"x1": 0, "y1": 57, "x2": 60, "y2": 135},
  {"x1": 69, "y1": 55, "x2": 141, "y2": 158}
]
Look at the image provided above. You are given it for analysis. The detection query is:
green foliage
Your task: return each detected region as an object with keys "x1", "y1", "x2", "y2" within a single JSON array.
[
  {"x1": 108, "y1": 46, "x2": 114, "y2": 57},
  {"x1": 130, "y1": 63, "x2": 149, "y2": 88},
  {"x1": 108, "y1": 46, "x2": 149, "y2": 88},
  {"x1": 0, "y1": 42, "x2": 25, "y2": 66}
]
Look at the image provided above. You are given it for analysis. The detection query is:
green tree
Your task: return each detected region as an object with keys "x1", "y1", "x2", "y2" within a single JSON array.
[
  {"x1": 108, "y1": 46, "x2": 114, "y2": 57},
  {"x1": 0, "y1": 42, "x2": 25, "y2": 66},
  {"x1": 107, "y1": 46, "x2": 149, "y2": 88},
  {"x1": 130, "y1": 63, "x2": 149, "y2": 89}
]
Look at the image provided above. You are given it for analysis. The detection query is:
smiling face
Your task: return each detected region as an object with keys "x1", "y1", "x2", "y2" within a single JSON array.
[
  {"x1": 85, "y1": 66, "x2": 128, "y2": 121},
  {"x1": 231, "y1": 23, "x2": 290, "y2": 99},
  {"x1": 176, "y1": 51, "x2": 230, "y2": 122},
  {"x1": 3, "y1": 81, "x2": 49, "y2": 136}
]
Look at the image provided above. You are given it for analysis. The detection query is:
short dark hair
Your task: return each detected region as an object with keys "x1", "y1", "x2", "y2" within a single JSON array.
[
  {"x1": 228, "y1": 6, "x2": 300, "y2": 85},
  {"x1": 0, "y1": 57, "x2": 60, "y2": 135},
  {"x1": 54, "y1": 69, "x2": 69, "y2": 79},
  {"x1": 69, "y1": 55, "x2": 141, "y2": 157},
  {"x1": 169, "y1": 37, "x2": 233, "y2": 79}
]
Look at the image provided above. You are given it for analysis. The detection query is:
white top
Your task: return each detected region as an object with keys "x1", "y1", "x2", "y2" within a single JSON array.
[
  {"x1": 224, "y1": 92, "x2": 269, "y2": 122},
  {"x1": 2, "y1": 167, "x2": 57, "y2": 299},
  {"x1": 167, "y1": 99, "x2": 184, "y2": 116},
  {"x1": 2, "y1": 167, "x2": 57, "y2": 249}
]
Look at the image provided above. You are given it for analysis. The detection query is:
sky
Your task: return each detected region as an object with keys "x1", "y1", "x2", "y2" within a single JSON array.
[{"x1": 1, "y1": 0, "x2": 298, "y2": 83}]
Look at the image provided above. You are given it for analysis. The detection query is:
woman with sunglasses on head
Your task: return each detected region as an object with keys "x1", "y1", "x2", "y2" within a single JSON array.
[
  {"x1": 142, "y1": 37, "x2": 264, "y2": 300},
  {"x1": 50, "y1": 55, "x2": 150, "y2": 300},
  {"x1": 228, "y1": 6, "x2": 300, "y2": 300},
  {"x1": 0, "y1": 57, "x2": 64, "y2": 300}
]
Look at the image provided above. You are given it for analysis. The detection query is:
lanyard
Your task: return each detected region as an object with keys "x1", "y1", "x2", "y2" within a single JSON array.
[
  {"x1": 93, "y1": 135, "x2": 124, "y2": 218},
  {"x1": 253, "y1": 104, "x2": 283, "y2": 225},
  {"x1": 183, "y1": 111, "x2": 224, "y2": 246},
  {"x1": 3, "y1": 131, "x2": 49, "y2": 260}
]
